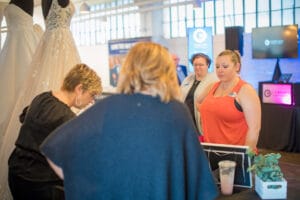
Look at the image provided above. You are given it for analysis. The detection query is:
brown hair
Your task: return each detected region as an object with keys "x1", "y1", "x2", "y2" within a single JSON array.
[
  {"x1": 190, "y1": 52, "x2": 212, "y2": 68},
  {"x1": 62, "y1": 63, "x2": 102, "y2": 96},
  {"x1": 117, "y1": 42, "x2": 181, "y2": 102}
]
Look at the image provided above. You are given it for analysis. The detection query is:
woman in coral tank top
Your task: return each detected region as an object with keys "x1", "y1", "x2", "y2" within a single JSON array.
[{"x1": 197, "y1": 50, "x2": 261, "y2": 151}]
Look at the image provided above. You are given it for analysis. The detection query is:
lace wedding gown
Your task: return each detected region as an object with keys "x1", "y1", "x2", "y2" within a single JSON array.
[
  {"x1": 0, "y1": 0, "x2": 80, "y2": 199},
  {"x1": 0, "y1": 4, "x2": 41, "y2": 143}
]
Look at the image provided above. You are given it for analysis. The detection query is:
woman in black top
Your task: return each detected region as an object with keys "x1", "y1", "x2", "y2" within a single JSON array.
[
  {"x1": 8, "y1": 63, "x2": 102, "y2": 200},
  {"x1": 180, "y1": 53, "x2": 218, "y2": 135}
]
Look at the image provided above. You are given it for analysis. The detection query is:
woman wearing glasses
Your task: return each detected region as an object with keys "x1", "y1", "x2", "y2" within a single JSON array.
[
  {"x1": 8, "y1": 63, "x2": 102, "y2": 200},
  {"x1": 181, "y1": 53, "x2": 218, "y2": 135}
]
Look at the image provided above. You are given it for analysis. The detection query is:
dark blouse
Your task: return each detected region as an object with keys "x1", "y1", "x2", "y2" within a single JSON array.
[
  {"x1": 184, "y1": 80, "x2": 200, "y2": 125},
  {"x1": 8, "y1": 91, "x2": 75, "y2": 181}
]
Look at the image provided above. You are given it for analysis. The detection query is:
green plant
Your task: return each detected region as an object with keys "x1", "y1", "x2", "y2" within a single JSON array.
[{"x1": 247, "y1": 151, "x2": 283, "y2": 182}]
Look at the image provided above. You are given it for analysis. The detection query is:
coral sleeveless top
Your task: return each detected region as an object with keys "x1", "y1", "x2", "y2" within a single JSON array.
[{"x1": 199, "y1": 79, "x2": 248, "y2": 145}]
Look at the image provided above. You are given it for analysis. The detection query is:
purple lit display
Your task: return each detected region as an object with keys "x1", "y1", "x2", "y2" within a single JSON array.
[{"x1": 262, "y1": 83, "x2": 293, "y2": 105}]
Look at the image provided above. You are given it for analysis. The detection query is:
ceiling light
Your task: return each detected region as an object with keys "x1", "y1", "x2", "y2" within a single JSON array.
[{"x1": 80, "y1": 2, "x2": 90, "y2": 14}]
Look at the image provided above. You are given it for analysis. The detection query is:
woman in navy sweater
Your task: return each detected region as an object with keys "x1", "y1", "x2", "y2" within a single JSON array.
[{"x1": 41, "y1": 42, "x2": 218, "y2": 200}]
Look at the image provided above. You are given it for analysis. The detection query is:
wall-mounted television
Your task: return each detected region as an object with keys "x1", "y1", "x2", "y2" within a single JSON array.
[{"x1": 252, "y1": 24, "x2": 298, "y2": 59}]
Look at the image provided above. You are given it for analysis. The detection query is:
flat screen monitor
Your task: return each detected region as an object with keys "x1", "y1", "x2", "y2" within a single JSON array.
[
  {"x1": 260, "y1": 83, "x2": 293, "y2": 106},
  {"x1": 252, "y1": 25, "x2": 298, "y2": 58},
  {"x1": 201, "y1": 143, "x2": 252, "y2": 188}
]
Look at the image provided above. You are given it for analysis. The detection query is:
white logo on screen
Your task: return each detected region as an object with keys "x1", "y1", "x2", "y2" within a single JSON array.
[
  {"x1": 264, "y1": 39, "x2": 270, "y2": 46},
  {"x1": 264, "y1": 39, "x2": 284, "y2": 46},
  {"x1": 193, "y1": 29, "x2": 207, "y2": 43}
]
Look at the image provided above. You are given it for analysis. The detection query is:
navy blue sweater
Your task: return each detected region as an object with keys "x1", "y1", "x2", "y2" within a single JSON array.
[{"x1": 41, "y1": 93, "x2": 218, "y2": 200}]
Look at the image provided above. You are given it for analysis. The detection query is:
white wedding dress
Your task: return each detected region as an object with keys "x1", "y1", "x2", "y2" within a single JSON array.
[
  {"x1": 0, "y1": 4, "x2": 42, "y2": 143},
  {"x1": 0, "y1": 0, "x2": 80, "y2": 199}
]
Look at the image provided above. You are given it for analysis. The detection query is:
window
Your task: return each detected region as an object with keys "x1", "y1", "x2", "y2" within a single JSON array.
[
  {"x1": 71, "y1": 0, "x2": 139, "y2": 45},
  {"x1": 70, "y1": 0, "x2": 299, "y2": 45}
]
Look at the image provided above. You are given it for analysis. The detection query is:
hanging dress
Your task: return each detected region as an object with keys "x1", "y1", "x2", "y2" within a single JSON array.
[
  {"x1": 0, "y1": 0, "x2": 80, "y2": 199},
  {"x1": 0, "y1": 4, "x2": 41, "y2": 143}
]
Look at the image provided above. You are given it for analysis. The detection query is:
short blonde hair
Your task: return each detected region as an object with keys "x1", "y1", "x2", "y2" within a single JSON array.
[
  {"x1": 218, "y1": 50, "x2": 242, "y2": 72},
  {"x1": 117, "y1": 42, "x2": 180, "y2": 102},
  {"x1": 62, "y1": 63, "x2": 102, "y2": 96}
]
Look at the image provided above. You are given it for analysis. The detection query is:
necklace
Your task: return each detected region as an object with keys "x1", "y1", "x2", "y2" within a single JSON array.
[
  {"x1": 219, "y1": 87, "x2": 232, "y2": 96},
  {"x1": 218, "y1": 77, "x2": 239, "y2": 96}
]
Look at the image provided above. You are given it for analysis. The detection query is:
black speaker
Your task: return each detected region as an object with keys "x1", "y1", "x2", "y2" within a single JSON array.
[{"x1": 225, "y1": 26, "x2": 244, "y2": 56}]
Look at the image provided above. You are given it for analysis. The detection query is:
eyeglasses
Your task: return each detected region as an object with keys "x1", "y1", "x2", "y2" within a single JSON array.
[
  {"x1": 193, "y1": 63, "x2": 207, "y2": 67},
  {"x1": 88, "y1": 92, "x2": 97, "y2": 101}
]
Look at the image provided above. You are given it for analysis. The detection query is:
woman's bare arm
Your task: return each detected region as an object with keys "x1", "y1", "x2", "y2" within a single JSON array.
[{"x1": 238, "y1": 84, "x2": 261, "y2": 150}]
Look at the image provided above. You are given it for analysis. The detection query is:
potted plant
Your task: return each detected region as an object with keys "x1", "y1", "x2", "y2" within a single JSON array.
[{"x1": 247, "y1": 151, "x2": 287, "y2": 199}]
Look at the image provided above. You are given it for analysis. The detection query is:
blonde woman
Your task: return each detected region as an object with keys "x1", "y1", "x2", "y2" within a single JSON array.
[
  {"x1": 41, "y1": 42, "x2": 218, "y2": 200},
  {"x1": 8, "y1": 63, "x2": 102, "y2": 200},
  {"x1": 198, "y1": 50, "x2": 261, "y2": 151}
]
